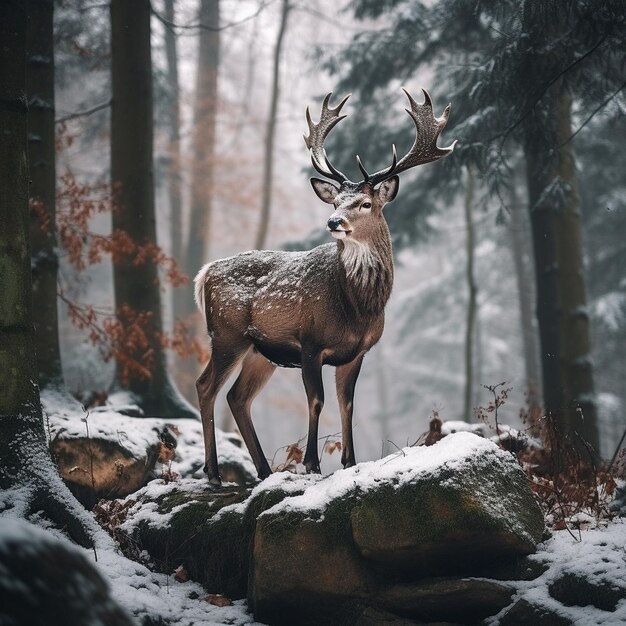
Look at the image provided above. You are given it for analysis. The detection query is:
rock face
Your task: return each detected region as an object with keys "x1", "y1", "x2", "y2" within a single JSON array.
[
  {"x1": 0, "y1": 519, "x2": 134, "y2": 626},
  {"x1": 118, "y1": 433, "x2": 545, "y2": 625}
]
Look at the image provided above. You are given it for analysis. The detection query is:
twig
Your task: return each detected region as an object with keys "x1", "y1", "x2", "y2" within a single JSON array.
[
  {"x1": 556, "y1": 79, "x2": 626, "y2": 148},
  {"x1": 81, "y1": 408, "x2": 97, "y2": 506},
  {"x1": 55, "y1": 99, "x2": 111, "y2": 125},
  {"x1": 608, "y1": 427, "x2": 626, "y2": 474},
  {"x1": 150, "y1": 0, "x2": 272, "y2": 33}
]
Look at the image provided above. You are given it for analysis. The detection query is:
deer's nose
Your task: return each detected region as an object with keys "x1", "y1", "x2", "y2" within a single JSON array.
[{"x1": 327, "y1": 216, "x2": 347, "y2": 231}]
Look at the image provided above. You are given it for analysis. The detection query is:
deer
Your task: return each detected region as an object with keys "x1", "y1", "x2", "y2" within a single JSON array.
[{"x1": 194, "y1": 88, "x2": 455, "y2": 487}]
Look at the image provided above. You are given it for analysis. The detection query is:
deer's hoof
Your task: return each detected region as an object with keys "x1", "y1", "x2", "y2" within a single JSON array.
[{"x1": 258, "y1": 468, "x2": 273, "y2": 481}]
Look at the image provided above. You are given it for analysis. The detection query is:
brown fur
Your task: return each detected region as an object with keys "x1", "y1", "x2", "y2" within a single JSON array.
[{"x1": 194, "y1": 180, "x2": 397, "y2": 485}]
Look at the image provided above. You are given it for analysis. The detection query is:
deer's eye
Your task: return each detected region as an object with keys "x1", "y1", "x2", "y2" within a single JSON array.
[{"x1": 361, "y1": 202, "x2": 372, "y2": 210}]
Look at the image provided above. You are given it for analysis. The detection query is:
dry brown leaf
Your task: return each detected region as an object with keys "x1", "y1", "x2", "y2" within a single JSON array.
[
  {"x1": 174, "y1": 565, "x2": 189, "y2": 582},
  {"x1": 203, "y1": 594, "x2": 233, "y2": 607}
]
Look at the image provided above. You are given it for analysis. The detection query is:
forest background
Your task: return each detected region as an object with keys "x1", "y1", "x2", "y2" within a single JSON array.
[{"x1": 16, "y1": 0, "x2": 626, "y2": 470}]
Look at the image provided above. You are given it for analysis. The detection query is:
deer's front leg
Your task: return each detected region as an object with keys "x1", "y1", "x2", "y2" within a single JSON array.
[
  {"x1": 336, "y1": 353, "x2": 364, "y2": 468},
  {"x1": 302, "y1": 352, "x2": 324, "y2": 474}
]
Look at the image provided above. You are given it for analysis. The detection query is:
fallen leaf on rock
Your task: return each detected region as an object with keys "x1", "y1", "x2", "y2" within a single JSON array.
[{"x1": 203, "y1": 594, "x2": 233, "y2": 607}]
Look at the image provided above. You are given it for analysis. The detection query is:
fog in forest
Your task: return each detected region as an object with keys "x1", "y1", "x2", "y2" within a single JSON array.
[{"x1": 48, "y1": 0, "x2": 625, "y2": 466}]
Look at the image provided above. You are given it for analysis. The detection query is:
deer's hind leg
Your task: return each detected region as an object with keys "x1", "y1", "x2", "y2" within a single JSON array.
[
  {"x1": 226, "y1": 347, "x2": 276, "y2": 480},
  {"x1": 197, "y1": 338, "x2": 248, "y2": 487}
]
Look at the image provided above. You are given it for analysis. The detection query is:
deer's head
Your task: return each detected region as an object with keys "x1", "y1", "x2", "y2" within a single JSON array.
[{"x1": 304, "y1": 90, "x2": 456, "y2": 243}]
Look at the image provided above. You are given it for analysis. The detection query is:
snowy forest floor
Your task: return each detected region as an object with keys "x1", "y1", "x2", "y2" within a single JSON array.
[{"x1": 2, "y1": 398, "x2": 625, "y2": 625}]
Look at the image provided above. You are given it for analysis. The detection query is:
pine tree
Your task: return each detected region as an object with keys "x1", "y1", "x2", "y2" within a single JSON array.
[{"x1": 326, "y1": 0, "x2": 626, "y2": 454}]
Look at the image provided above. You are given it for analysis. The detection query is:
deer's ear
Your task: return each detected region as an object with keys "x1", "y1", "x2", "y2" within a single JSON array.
[
  {"x1": 377, "y1": 176, "x2": 399, "y2": 206},
  {"x1": 311, "y1": 178, "x2": 339, "y2": 204}
]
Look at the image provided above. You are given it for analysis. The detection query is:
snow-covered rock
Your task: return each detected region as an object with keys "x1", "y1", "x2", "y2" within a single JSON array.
[
  {"x1": 251, "y1": 433, "x2": 543, "y2": 624},
  {"x1": 110, "y1": 433, "x2": 545, "y2": 625},
  {"x1": 0, "y1": 519, "x2": 134, "y2": 626},
  {"x1": 43, "y1": 391, "x2": 257, "y2": 507}
]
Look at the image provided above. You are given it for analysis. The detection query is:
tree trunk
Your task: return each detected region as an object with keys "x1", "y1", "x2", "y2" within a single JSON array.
[
  {"x1": 508, "y1": 174, "x2": 542, "y2": 409},
  {"x1": 522, "y1": 2, "x2": 599, "y2": 455},
  {"x1": 185, "y1": 0, "x2": 220, "y2": 310},
  {"x1": 255, "y1": 0, "x2": 290, "y2": 250},
  {"x1": 462, "y1": 165, "x2": 477, "y2": 422},
  {"x1": 0, "y1": 0, "x2": 97, "y2": 548},
  {"x1": 26, "y1": 0, "x2": 63, "y2": 390},
  {"x1": 163, "y1": 0, "x2": 185, "y2": 323},
  {"x1": 110, "y1": 0, "x2": 196, "y2": 419}
]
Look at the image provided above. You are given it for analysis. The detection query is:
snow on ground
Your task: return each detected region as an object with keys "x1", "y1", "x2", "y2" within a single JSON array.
[
  {"x1": 0, "y1": 493, "x2": 263, "y2": 626},
  {"x1": 487, "y1": 519, "x2": 626, "y2": 625},
  {"x1": 5, "y1": 393, "x2": 624, "y2": 624}
]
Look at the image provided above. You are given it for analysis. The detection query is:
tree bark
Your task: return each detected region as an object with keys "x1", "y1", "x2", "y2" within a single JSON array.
[
  {"x1": 110, "y1": 0, "x2": 196, "y2": 418},
  {"x1": 255, "y1": 0, "x2": 290, "y2": 250},
  {"x1": 163, "y1": 0, "x2": 185, "y2": 323},
  {"x1": 0, "y1": 0, "x2": 97, "y2": 549},
  {"x1": 462, "y1": 165, "x2": 477, "y2": 422},
  {"x1": 522, "y1": 2, "x2": 599, "y2": 454},
  {"x1": 26, "y1": 0, "x2": 63, "y2": 390},
  {"x1": 185, "y1": 0, "x2": 220, "y2": 311}
]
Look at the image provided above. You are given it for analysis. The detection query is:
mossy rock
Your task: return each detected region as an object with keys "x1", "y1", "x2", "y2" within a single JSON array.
[
  {"x1": 548, "y1": 572, "x2": 626, "y2": 612},
  {"x1": 125, "y1": 475, "x2": 311, "y2": 599},
  {"x1": 251, "y1": 508, "x2": 374, "y2": 625},
  {"x1": 0, "y1": 520, "x2": 134, "y2": 626},
  {"x1": 350, "y1": 453, "x2": 544, "y2": 577}
]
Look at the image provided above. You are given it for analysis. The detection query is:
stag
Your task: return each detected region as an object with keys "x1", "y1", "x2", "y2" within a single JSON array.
[{"x1": 194, "y1": 88, "x2": 455, "y2": 487}]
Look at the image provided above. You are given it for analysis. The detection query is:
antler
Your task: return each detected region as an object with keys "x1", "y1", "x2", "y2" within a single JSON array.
[
  {"x1": 304, "y1": 92, "x2": 351, "y2": 184},
  {"x1": 363, "y1": 88, "x2": 457, "y2": 187}
]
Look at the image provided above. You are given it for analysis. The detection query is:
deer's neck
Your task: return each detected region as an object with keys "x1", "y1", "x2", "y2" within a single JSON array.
[{"x1": 338, "y1": 226, "x2": 393, "y2": 317}]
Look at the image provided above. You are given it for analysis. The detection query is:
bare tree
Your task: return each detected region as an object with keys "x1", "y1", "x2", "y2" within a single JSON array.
[
  {"x1": 185, "y1": 0, "x2": 220, "y2": 307},
  {"x1": 255, "y1": 0, "x2": 290, "y2": 250},
  {"x1": 110, "y1": 0, "x2": 196, "y2": 418},
  {"x1": 508, "y1": 175, "x2": 541, "y2": 409},
  {"x1": 462, "y1": 165, "x2": 477, "y2": 422},
  {"x1": 163, "y1": 0, "x2": 185, "y2": 322}
]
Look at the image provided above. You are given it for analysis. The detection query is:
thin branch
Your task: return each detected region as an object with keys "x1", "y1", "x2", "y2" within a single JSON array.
[
  {"x1": 557, "y1": 79, "x2": 626, "y2": 148},
  {"x1": 150, "y1": 0, "x2": 272, "y2": 33},
  {"x1": 55, "y1": 99, "x2": 111, "y2": 125}
]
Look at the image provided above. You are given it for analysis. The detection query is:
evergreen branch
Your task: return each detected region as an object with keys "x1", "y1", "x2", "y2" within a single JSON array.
[
  {"x1": 493, "y1": 32, "x2": 608, "y2": 147},
  {"x1": 557, "y1": 79, "x2": 626, "y2": 148},
  {"x1": 55, "y1": 99, "x2": 111, "y2": 125}
]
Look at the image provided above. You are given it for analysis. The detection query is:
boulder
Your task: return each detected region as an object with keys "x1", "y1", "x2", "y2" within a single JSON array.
[
  {"x1": 251, "y1": 433, "x2": 544, "y2": 624},
  {"x1": 376, "y1": 579, "x2": 514, "y2": 624},
  {"x1": 109, "y1": 433, "x2": 545, "y2": 625},
  {"x1": 0, "y1": 519, "x2": 134, "y2": 626},
  {"x1": 112, "y1": 472, "x2": 317, "y2": 599},
  {"x1": 46, "y1": 394, "x2": 257, "y2": 508}
]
